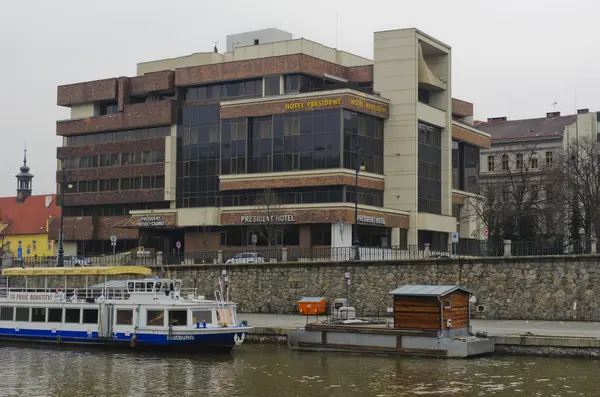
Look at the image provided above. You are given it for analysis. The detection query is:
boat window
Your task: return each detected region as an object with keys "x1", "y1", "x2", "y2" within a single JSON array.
[
  {"x1": 65, "y1": 308, "x2": 81, "y2": 324},
  {"x1": 82, "y1": 309, "x2": 98, "y2": 324},
  {"x1": 48, "y1": 308, "x2": 62, "y2": 323},
  {"x1": 31, "y1": 308, "x2": 46, "y2": 322},
  {"x1": 116, "y1": 309, "x2": 133, "y2": 326},
  {"x1": 0, "y1": 307, "x2": 14, "y2": 321},
  {"x1": 146, "y1": 310, "x2": 164, "y2": 326},
  {"x1": 15, "y1": 307, "x2": 29, "y2": 322},
  {"x1": 154, "y1": 282, "x2": 162, "y2": 292},
  {"x1": 127, "y1": 282, "x2": 134, "y2": 292},
  {"x1": 192, "y1": 310, "x2": 212, "y2": 324},
  {"x1": 135, "y1": 282, "x2": 143, "y2": 292},
  {"x1": 146, "y1": 282, "x2": 154, "y2": 291},
  {"x1": 174, "y1": 282, "x2": 181, "y2": 291},
  {"x1": 168, "y1": 310, "x2": 187, "y2": 326}
]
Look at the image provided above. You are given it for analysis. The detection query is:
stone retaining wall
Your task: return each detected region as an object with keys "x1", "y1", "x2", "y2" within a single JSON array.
[{"x1": 8, "y1": 255, "x2": 600, "y2": 321}]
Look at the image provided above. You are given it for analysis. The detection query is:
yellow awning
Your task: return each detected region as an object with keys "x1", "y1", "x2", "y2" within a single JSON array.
[{"x1": 2, "y1": 266, "x2": 152, "y2": 277}]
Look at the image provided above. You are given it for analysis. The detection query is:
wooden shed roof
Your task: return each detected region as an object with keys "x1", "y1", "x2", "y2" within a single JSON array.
[{"x1": 389, "y1": 285, "x2": 472, "y2": 297}]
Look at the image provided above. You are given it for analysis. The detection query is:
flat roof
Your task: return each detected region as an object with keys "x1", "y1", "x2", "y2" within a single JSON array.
[
  {"x1": 2, "y1": 266, "x2": 152, "y2": 277},
  {"x1": 389, "y1": 284, "x2": 471, "y2": 297}
]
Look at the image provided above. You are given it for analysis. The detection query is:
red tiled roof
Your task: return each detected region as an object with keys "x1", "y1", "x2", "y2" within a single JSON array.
[{"x1": 0, "y1": 194, "x2": 61, "y2": 235}]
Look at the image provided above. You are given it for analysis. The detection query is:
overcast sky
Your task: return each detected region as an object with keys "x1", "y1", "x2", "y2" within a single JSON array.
[{"x1": 1, "y1": 0, "x2": 599, "y2": 197}]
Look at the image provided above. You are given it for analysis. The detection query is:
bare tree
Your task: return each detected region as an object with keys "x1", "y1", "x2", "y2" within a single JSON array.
[
  {"x1": 468, "y1": 143, "x2": 561, "y2": 242},
  {"x1": 555, "y1": 136, "x2": 600, "y2": 244},
  {"x1": 253, "y1": 189, "x2": 286, "y2": 246}
]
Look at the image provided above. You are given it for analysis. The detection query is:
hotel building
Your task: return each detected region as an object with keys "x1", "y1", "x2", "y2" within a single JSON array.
[{"x1": 52, "y1": 28, "x2": 490, "y2": 256}]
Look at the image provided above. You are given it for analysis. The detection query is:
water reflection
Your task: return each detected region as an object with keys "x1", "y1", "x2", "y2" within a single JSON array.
[{"x1": 1, "y1": 344, "x2": 600, "y2": 396}]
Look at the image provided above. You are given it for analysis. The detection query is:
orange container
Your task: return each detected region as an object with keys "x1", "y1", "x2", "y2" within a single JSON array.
[{"x1": 297, "y1": 297, "x2": 327, "y2": 315}]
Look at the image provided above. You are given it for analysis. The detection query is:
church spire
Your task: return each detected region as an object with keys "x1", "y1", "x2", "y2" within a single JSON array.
[{"x1": 16, "y1": 145, "x2": 33, "y2": 203}]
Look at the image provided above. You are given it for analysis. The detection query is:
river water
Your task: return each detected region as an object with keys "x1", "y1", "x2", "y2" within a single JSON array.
[{"x1": 1, "y1": 344, "x2": 600, "y2": 396}]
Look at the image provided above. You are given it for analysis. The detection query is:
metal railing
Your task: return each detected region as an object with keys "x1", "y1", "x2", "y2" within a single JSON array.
[{"x1": 1, "y1": 239, "x2": 594, "y2": 269}]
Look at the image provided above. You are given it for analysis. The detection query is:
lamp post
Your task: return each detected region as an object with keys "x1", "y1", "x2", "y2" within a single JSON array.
[
  {"x1": 57, "y1": 170, "x2": 72, "y2": 267},
  {"x1": 353, "y1": 143, "x2": 365, "y2": 260}
]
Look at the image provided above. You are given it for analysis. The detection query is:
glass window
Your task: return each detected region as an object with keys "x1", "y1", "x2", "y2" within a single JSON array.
[
  {"x1": 15, "y1": 307, "x2": 29, "y2": 322},
  {"x1": 264, "y1": 76, "x2": 280, "y2": 96},
  {"x1": 418, "y1": 121, "x2": 442, "y2": 214},
  {"x1": 0, "y1": 306, "x2": 14, "y2": 321},
  {"x1": 516, "y1": 153, "x2": 523, "y2": 169},
  {"x1": 502, "y1": 154, "x2": 509, "y2": 170},
  {"x1": 65, "y1": 308, "x2": 81, "y2": 323},
  {"x1": 546, "y1": 151, "x2": 553, "y2": 165},
  {"x1": 192, "y1": 310, "x2": 212, "y2": 324},
  {"x1": 146, "y1": 310, "x2": 164, "y2": 326},
  {"x1": 31, "y1": 308, "x2": 46, "y2": 322},
  {"x1": 82, "y1": 309, "x2": 98, "y2": 324},
  {"x1": 487, "y1": 155, "x2": 495, "y2": 171},
  {"x1": 116, "y1": 309, "x2": 133, "y2": 325},
  {"x1": 168, "y1": 310, "x2": 188, "y2": 326},
  {"x1": 285, "y1": 75, "x2": 300, "y2": 93},
  {"x1": 48, "y1": 308, "x2": 62, "y2": 323}
]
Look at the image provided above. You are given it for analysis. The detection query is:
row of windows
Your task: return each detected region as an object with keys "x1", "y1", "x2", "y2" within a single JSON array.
[
  {"x1": 63, "y1": 151, "x2": 165, "y2": 169},
  {"x1": 487, "y1": 151, "x2": 553, "y2": 171},
  {"x1": 65, "y1": 127, "x2": 171, "y2": 147},
  {"x1": 418, "y1": 122, "x2": 442, "y2": 215},
  {"x1": 67, "y1": 176, "x2": 165, "y2": 193},
  {"x1": 185, "y1": 79, "x2": 263, "y2": 102},
  {"x1": 63, "y1": 202, "x2": 169, "y2": 217},
  {"x1": 5, "y1": 240, "x2": 52, "y2": 252},
  {"x1": 219, "y1": 187, "x2": 383, "y2": 207}
]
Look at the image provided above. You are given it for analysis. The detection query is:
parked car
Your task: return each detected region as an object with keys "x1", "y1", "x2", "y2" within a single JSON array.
[
  {"x1": 56, "y1": 255, "x2": 92, "y2": 267},
  {"x1": 225, "y1": 253, "x2": 265, "y2": 264}
]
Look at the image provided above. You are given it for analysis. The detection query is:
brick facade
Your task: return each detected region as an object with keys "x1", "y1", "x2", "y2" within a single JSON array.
[
  {"x1": 219, "y1": 172, "x2": 385, "y2": 191},
  {"x1": 451, "y1": 98, "x2": 474, "y2": 117},
  {"x1": 221, "y1": 207, "x2": 409, "y2": 228},
  {"x1": 347, "y1": 65, "x2": 373, "y2": 83},
  {"x1": 56, "y1": 100, "x2": 174, "y2": 136},
  {"x1": 61, "y1": 188, "x2": 165, "y2": 206},
  {"x1": 221, "y1": 93, "x2": 389, "y2": 119},
  {"x1": 57, "y1": 78, "x2": 117, "y2": 106},
  {"x1": 129, "y1": 70, "x2": 175, "y2": 97},
  {"x1": 48, "y1": 216, "x2": 139, "y2": 240},
  {"x1": 57, "y1": 138, "x2": 166, "y2": 158}
]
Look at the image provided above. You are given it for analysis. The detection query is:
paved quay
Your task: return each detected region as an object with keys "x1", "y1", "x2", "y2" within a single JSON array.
[{"x1": 238, "y1": 313, "x2": 600, "y2": 338}]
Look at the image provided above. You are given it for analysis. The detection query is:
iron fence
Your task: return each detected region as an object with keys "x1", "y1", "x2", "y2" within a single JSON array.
[{"x1": 0, "y1": 239, "x2": 595, "y2": 269}]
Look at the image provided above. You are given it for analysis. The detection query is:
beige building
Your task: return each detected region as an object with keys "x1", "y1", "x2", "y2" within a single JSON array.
[{"x1": 54, "y1": 27, "x2": 490, "y2": 256}]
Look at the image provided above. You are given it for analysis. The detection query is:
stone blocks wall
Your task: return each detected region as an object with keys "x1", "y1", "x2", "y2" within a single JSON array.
[{"x1": 11, "y1": 255, "x2": 600, "y2": 321}]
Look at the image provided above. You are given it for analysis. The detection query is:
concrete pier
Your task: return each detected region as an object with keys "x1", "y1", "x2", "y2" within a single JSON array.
[{"x1": 238, "y1": 314, "x2": 600, "y2": 358}]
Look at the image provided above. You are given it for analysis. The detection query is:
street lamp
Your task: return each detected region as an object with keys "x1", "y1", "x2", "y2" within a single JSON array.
[
  {"x1": 57, "y1": 170, "x2": 72, "y2": 267},
  {"x1": 353, "y1": 143, "x2": 365, "y2": 260}
]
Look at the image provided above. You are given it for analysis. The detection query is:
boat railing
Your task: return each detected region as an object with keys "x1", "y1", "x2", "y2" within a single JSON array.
[{"x1": 1, "y1": 287, "x2": 200, "y2": 303}]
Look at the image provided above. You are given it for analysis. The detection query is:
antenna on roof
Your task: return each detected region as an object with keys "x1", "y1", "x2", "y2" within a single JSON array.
[
  {"x1": 551, "y1": 101, "x2": 558, "y2": 112},
  {"x1": 214, "y1": 41, "x2": 218, "y2": 53}
]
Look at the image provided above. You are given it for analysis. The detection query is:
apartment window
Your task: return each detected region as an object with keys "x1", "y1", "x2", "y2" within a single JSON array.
[
  {"x1": 501, "y1": 187, "x2": 509, "y2": 203},
  {"x1": 546, "y1": 151, "x2": 553, "y2": 165},
  {"x1": 502, "y1": 154, "x2": 509, "y2": 170},
  {"x1": 516, "y1": 153, "x2": 523, "y2": 170},
  {"x1": 264, "y1": 76, "x2": 280, "y2": 96},
  {"x1": 18, "y1": 241, "x2": 22, "y2": 248},
  {"x1": 487, "y1": 156, "x2": 495, "y2": 171},
  {"x1": 531, "y1": 184, "x2": 539, "y2": 201},
  {"x1": 32, "y1": 241, "x2": 36, "y2": 251},
  {"x1": 530, "y1": 153, "x2": 538, "y2": 168}
]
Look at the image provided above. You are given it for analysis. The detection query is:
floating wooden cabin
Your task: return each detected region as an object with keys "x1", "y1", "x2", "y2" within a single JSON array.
[{"x1": 390, "y1": 285, "x2": 471, "y2": 335}]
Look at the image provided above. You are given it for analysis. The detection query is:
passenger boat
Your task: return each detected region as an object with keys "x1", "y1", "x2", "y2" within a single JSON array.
[{"x1": 0, "y1": 266, "x2": 251, "y2": 353}]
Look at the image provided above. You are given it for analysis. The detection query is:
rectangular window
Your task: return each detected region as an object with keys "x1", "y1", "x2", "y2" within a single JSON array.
[
  {"x1": 264, "y1": 76, "x2": 280, "y2": 96},
  {"x1": 146, "y1": 310, "x2": 165, "y2": 326},
  {"x1": 48, "y1": 308, "x2": 62, "y2": 323},
  {"x1": 65, "y1": 308, "x2": 81, "y2": 324},
  {"x1": 502, "y1": 154, "x2": 509, "y2": 170},
  {"x1": 516, "y1": 153, "x2": 523, "y2": 169},
  {"x1": 0, "y1": 306, "x2": 14, "y2": 321},
  {"x1": 32, "y1": 241, "x2": 36, "y2": 251},
  {"x1": 545, "y1": 184, "x2": 553, "y2": 201},
  {"x1": 31, "y1": 308, "x2": 46, "y2": 322},
  {"x1": 116, "y1": 309, "x2": 133, "y2": 325},
  {"x1": 82, "y1": 309, "x2": 98, "y2": 324},
  {"x1": 15, "y1": 307, "x2": 29, "y2": 322},
  {"x1": 168, "y1": 310, "x2": 188, "y2": 326},
  {"x1": 487, "y1": 155, "x2": 495, "y2": 171},
  {"x1": 192, "y1": 310, "x2": 212, "y2": 324},
  {"x1": 530, "y1": 155, "x2": 538, "y2": 168},
  {"x1": 546, "y1": 151, "x2": 553, "y2": 165}
]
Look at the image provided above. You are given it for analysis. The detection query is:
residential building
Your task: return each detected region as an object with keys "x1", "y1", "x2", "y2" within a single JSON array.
[
  {"x1": 52, "y1": 28, "x2": 490, "y2": 256},
  {"x1": 0, "y1": 152, "x2": 60, "y2": 257}
]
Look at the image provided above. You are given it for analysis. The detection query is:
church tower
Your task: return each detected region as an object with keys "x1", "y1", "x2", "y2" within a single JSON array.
[{"x1": 16, "y1": 148, "x2": 33, "y2": 203}]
